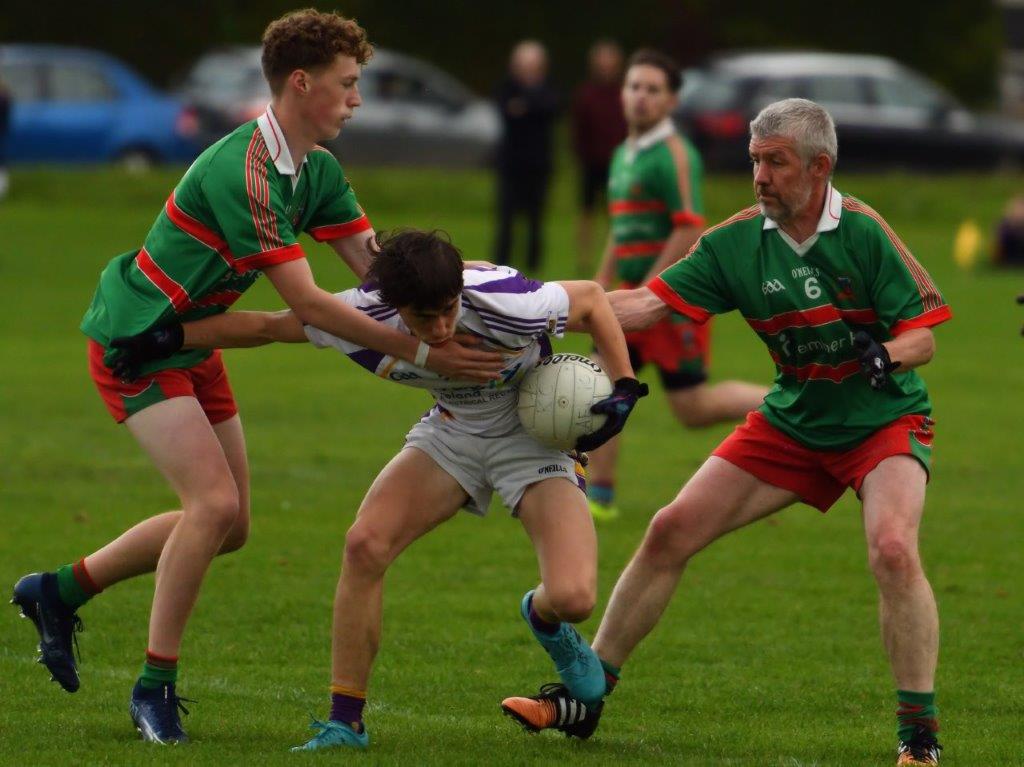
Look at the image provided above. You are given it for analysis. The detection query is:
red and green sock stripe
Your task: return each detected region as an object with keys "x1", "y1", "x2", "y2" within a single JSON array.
[
  {"x1": 140, "y1": 650, "x2": 178, "y2": 689},
  {"x1": 55, "y1": 559, "x2": 102, "y2": 610},
  {"x1": 897, "y1": 689, "x2": 938, "y2": 741}
]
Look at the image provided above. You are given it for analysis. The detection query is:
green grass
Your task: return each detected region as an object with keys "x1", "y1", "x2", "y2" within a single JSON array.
[{"x1": 0, "y1": 164, "x2": 1022, "y2": 766}]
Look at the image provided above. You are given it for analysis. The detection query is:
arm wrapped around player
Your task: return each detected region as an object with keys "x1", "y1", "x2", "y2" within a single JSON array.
[
  {"x1": 109, "y1": 322, "x2": 185, "y2": 382},
  {"x1": 558, "y1": 280, "x2": 647, "y2": 451}
]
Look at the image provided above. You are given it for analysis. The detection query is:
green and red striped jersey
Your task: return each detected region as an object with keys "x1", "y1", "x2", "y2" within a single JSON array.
[
  {"x1": 608, "y1": 118, "x2": 705, "y2": 285},
  {"x1": 649, "y1": 186, "x2": 952, "y2": 450},
  {"x1": 81, "y1": 106, "x2": 371, "y2": 374}
]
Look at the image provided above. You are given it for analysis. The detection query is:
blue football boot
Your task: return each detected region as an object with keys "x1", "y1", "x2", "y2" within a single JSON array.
[
  {"x1": 11, "y1": 572, "x2": 83, "y2": 692},
  {"x1": 520, "y1": 590, "x2": 604, "y2": 704},
  {"x1": 290, "y1": 718, "x2": 369, "y2": 751},
  {"x1": 129, "y1": 680, "x2": 191, "y2": 744}
]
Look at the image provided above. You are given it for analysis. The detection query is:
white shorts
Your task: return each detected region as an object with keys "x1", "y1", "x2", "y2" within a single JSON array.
[{"x1": 403, "y1": 411, "x2": 586, "y2": 516}]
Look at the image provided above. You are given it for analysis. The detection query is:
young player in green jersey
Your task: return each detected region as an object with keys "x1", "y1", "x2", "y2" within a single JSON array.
[
  {"x1": 587, "y1": 50, "x2": 766, "y2": 521},
  {"x1": 502, "y1": 99, "x2": 949, "y2": 766},
  {"x1": 10, "y1": 10, "x2": 502, "y2": 745}
]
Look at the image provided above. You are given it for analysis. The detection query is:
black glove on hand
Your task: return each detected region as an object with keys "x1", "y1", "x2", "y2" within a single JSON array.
[
  {"x1": 575, "y1": 377, "x2": 649, "y2": 453},
  {"x1": 109, "y1": 322, "x2": 185, "y2": 382},
  {"x1": 852, "y1": 330, "x2": 899, "y2": 391}
]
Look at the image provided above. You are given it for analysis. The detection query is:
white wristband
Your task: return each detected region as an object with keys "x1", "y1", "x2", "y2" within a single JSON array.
[{"x1": 414, "y1": 341, "x2": 430, "y2": 368}]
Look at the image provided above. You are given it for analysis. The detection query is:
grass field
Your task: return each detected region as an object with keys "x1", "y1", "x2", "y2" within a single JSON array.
[{"x1": 0, "y1": 163, "x2": 1021, "y2": 766}]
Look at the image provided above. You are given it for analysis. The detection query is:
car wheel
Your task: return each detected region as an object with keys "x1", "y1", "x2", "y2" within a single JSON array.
[{"x1": 117, "y1": 147, "x2": 159, "y2": 173}]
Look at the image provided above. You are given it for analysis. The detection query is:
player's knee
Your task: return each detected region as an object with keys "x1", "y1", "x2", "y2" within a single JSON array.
[
  {"x1": 186, "y1": 486, "x2": 241, "y2": 536},
  {"x1": 869, "y1": 532, "x2": 921, "y2": 583},
  {"x1": 642, "y1": 505, "x2": 702, "y2": 566},
  {"x1": 343, "y1": 524, "x2": 395, "y2": 576},
  {"x1": 547, "y1": 583, "x2": 596, "y2": 624},
  {"x1": 219, "y1": 511, "x2": 250, "y2": 554}
]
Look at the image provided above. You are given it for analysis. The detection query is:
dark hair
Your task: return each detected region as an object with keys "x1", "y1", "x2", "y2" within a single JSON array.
[
  {"x1": 367, "y1": 230, "x2": 464, "y2": 309},
  {"x1": 626, "y1": 48, "x2": 682, "y2": 93},
  {"x1": 261, "y1": 9, "x2": 373, "y2": 94}
]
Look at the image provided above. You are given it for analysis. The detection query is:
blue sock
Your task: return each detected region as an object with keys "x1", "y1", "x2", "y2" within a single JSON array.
[{"x1": 588, "y1": 483, "x2": 614, "y2": 506}]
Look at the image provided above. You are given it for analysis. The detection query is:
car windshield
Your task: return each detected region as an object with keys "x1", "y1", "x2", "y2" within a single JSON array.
[
  {"x1": 680, "y1": 70, "x2": 741, "y2": 110},
  {"x1": 186, "y1": 54, "x2": 266, "y2": 99}
]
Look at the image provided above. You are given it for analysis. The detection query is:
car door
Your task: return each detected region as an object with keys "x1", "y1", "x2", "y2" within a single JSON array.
[
  {"x1": 39, "y1": 59, "x2": 120, "y2": 161},
  {"x1": 0, "y1": 59, "x2": 48, "y2": 161},
  {"x1": 802, "y1": 74, "x2": 877, "y2": 168}
]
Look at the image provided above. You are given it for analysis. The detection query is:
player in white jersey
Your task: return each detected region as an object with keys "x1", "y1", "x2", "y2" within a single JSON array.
[{"x1": 109, "y1": 229, "x2": 648, "y2": 751}]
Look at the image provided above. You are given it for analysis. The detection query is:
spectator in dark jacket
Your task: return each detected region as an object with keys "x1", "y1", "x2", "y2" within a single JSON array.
[
  {"x1": 571, "y1": 40, "x2": 626, "y2": 274},
  {"x1": 995, "y1": 194, "x2": 1024, "y2": 266},
  {"x1": 0, "y1": 77, "x2": 10, "y2": 201},
  {"x1": 493, "y1": 40, "x2": 559, "y2": 272}
]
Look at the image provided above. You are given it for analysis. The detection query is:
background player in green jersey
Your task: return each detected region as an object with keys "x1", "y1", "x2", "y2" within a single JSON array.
[
  {"x1": 10, "y1": 10, "x2": 502, "y2": 745},
  {"x1": 587, "y1": 49, "x2": 766, "y2": 521},
  {"x1": 502, "y1": 99, "x2": 949, "y2": 766}
]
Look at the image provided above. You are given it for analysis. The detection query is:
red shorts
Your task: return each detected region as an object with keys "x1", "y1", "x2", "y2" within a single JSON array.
[
  {"x1": 624, "y1": 315, "x2": 711, "y2": 390},
  {"x1": 713, "y1": 411, "x2": 935, "y2": 512},
  {"x1": 87, "y1": 339, "x2": 238, "y2": 424}
]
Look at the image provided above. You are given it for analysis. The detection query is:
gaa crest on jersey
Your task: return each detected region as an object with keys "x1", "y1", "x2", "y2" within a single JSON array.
[{"x1": 836, "y1": 275, "x2": 856, "y2": 299}]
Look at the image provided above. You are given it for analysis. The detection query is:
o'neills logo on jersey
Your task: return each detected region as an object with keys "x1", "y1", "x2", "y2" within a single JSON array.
[{"x1": 762, "y1": 279, "x2": 786, "y2": 294}]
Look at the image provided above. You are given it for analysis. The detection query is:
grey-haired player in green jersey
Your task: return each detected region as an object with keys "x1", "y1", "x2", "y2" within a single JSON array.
[
  {"x1": 502, "y1": 99, "x2": 949, "y2": 766},
  {"x1": 10, "y1": 9, "x2": 502, "y2": 745}
]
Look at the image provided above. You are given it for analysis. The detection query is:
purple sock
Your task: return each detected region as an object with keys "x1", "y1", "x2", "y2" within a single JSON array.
[
  {"x1": 528, "y1": 600, "x2": 561, "y2": 635},
  {"x1": 330, "y1": 692, "x2": 366, "y2": 726}
]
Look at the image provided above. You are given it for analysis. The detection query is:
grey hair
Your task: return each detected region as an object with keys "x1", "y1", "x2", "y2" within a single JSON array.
[{"x1": 750, "y1": 98, "x2": 837, "y2": 168}]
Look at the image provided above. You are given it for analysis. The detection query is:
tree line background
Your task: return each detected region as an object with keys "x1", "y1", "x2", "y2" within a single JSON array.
[{"x1": 2, "y1": 0, "x2": 1004, "y2": 106}]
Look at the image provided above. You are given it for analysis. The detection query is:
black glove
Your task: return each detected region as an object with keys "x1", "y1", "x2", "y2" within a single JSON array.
[
  {"x1": 109, "y1": 322, "x2": 185, "y2": 382},
  {"x1": 1017, "y1": 294, "x2": 1024, "y2": 336},
  {"x1": 852, "y1": 330, "x2": 899, "y2": 391},
  {"x1": 575, "y1": 377, "x2": 649, "y2": 453}
]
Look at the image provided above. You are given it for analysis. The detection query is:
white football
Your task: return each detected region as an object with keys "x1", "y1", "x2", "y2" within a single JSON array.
[{"x1": 517, "y1": 353, "x2": 612, "y2": 450}]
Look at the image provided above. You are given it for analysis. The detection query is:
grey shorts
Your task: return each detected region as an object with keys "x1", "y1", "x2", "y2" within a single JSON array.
[{"x1": 403, "y1": 412, "x2": 586, "y2": 516}]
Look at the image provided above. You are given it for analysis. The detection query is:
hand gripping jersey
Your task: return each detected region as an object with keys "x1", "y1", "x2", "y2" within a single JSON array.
[
  {"x1": 80, "y1": 106, "x2": 370, "y2": 375},
  {"x1": 649, "y1": 186, "x2": 952, "y2": 451},
  {"x1": 608, "y1": 117, "x2": 705, "y2": 286},
  {"x1": 304, "y1": 266, "x2": 570, "y2": 436}
]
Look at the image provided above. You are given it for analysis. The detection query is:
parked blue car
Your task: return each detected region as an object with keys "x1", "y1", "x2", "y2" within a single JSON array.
[{"x1": 0, "y1": 44, "x2": 200, "y2": 165}]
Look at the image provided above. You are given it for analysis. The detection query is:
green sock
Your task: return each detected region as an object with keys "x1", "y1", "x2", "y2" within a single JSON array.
[
  {"x1": 600, "y1": 658, "x2": 621, "y2": 695},
  {"x1": 55, "y1": 563, "x2": 95, "y2": 610},
  {"x1": 139, "y1": 657, "x2": 178, "y2": 689},
  {"x1": 897, "y1": 689, "x2": 938, "y2": 741}
]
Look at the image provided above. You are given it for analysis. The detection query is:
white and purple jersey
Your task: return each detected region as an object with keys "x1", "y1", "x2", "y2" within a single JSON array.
[{"x1": 303, "y1": 266, "x2": 570, "y2": 435}]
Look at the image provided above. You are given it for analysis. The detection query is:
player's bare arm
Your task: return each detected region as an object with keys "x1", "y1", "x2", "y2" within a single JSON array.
[
  {"x1": 641, "y1": 224, "x2": 701, "y2": 283},
  {"x1": 606, "y1": 286, "x2": 671, "y2": 332},
  {"x1": 327, "y1": 228, "x2": 377, "y2": 281},
  {"x1": 264, "y1": 258, "x2": 503, "y2": 381},
  {"x1": 180, "y1": 310, "x2": 308, "y2": 349},
  {"x1": 593, "y1": 232, "x2": 617, "y2": 289},
  {"x1": 560, "y1": 280, "x2": 635, "y2": 381},
  {"x1": 883, "y1": 328, "x2": 936, "y2": 371}
]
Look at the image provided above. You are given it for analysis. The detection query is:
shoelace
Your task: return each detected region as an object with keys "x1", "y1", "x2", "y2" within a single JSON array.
[
  {"x1": 536, "y1": 682, "x2": 569, "y2": 699},
  {"x1": 154, "y1": 688, "x2": 194, "y2": 732},
  {"x1": 900, "y1": 731, "x2": 941, "y2": 761}
]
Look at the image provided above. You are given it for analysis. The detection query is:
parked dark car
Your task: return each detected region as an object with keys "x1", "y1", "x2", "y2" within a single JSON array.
[
  {"x1": 179, "y1": 46, "x2": 499, "y2": 167},
  {"x1": 0, "y1": 44, "x2": 201, "y2": 166},
  {"x1": 675, "y1": 51, "x2": 1024, "y2": 171}
]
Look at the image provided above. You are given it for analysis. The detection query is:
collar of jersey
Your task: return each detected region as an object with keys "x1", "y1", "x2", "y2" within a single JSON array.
[
  {"x1": 625, "y1": 117, "x2": 675, "y2": 162},
  {"x1": 257, "y1": 104, "x2": 308, "y2": 178},
  {"x1": 762, "y1": 183, "x2": 842, "y2": 256}
]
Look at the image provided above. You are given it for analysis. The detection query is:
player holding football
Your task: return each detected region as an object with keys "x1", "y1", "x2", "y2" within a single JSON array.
[
  {"x1": 109, "y1": 228, "x2": 648, "y2": 751},
  {"x1": 10, "y1": 10, "x2": 503, "y2": 745},
  {"x1": 587, "y1": 49, "x2": 766, "y2": 521},
  {"x1": 502, "y1": 99, "x2": 950, "y2": 766}
]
